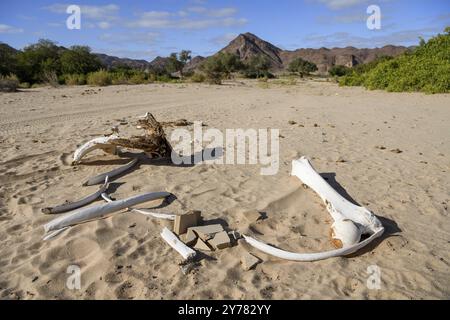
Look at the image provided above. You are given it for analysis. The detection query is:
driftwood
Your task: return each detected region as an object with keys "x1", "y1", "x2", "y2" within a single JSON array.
[
  {"x1": 42, "y1": 177, "x2": 110, "y2": 214},
  {"x1": 72, "y1": 113, "x2": 173, "y2": 164},
  {"x1": 109, "y1": 113, "x2": 173, "y2": 158},
  {"x1": 244, "y1": 157, "x2": 384, "y2": 262},
  {"x1": 82, "y1": 158, "x2": 138, "y2": 186}
]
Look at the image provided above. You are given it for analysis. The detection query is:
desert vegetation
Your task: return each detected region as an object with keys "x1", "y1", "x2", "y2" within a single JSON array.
[{"x1": 338, "y1": 27, "x2": 450, "y2": 93}]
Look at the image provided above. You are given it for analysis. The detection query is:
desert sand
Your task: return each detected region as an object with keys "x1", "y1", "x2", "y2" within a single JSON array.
[{"x1": 0, "y1": 80, "x2": 449, "y2": 299}]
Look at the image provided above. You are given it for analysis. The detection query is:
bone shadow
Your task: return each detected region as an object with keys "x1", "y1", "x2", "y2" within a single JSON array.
[
  {"x1": 320, "y1": 172, "x2": 360, "y2": 206},
  {"x1": 139, "y1": 147, "x2": 224, "y2": 168}
]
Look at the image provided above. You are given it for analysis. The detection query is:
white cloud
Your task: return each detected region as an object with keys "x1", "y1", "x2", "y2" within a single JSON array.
[
  {"x1": 0, "y1": 24, "x2": 24, "y2": 33},
  {"x1": 304, "y1": 27, "x2": 440, "y2": 47},
  {"x1": 97, "y1": 21, "x2": 112, "y2": 29},
  {"x1": 311, "y1": 0, "x2": 369, "y2": 10},
  {"x1": 44, "y1": 3, "x2": 120, "y2": 29},
  {"x1": 127, "y1": 7, "x2": 246, "y2": 30},
  {"x1": 99, "y1": 32, "x2": 160, "y2": 45}
]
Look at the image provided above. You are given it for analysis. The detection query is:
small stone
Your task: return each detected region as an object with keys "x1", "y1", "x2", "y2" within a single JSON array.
[
  {"x1": 390, "y1": 148, "x2": 403, "y2": 154},
  {"x1": 194, "y1": 238, "x2": 213, "y2": 252},
  {"x1": 209, "y1": 231, "x2": 231, "y2": 250},
  {"x1": 241, "y1": 252, "x2": 261, "y2": 271},
  {"x1": 184, "y1": 229, "x2": 198, "y2": 246},
  {"x1": 174, "y1": 210, "x2": 201, "y2": 235},
  {"x1": 288, "y1": 120, "x2": 297, "y2": 125},
  {"x1": 243, "y1": 209, "x2": 263, "y2": 222},
  {"x1": 188, "y1": 224, "x2": 223, "y2": 241}
]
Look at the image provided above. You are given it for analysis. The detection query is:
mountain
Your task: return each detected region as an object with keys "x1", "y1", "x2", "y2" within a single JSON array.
[
  {"x1": 94, "y1": 53, "x2": 151, "y2": 70},
  {"x1": 219, "y1": 32, "x2": 284, "y2": 69},
  {"x1": 214, "y1": 33, "x2": 411, "y2": 74}
]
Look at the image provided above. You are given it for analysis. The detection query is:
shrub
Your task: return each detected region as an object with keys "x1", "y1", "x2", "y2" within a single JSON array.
[
  {"x1": 111, "y1": 72, "x2": 129, "y2": 85},
  {"x1": 190, "y1": 73, "x2": 205, "y2": 83},
  {"x1": 288, "y1": 58, "x2": 317, "y2": 77},
  {"x1": 0, "y1": 74, "x2": 19, "y2": 92},
  {"x1": 340, "y1": 28, "x2": 450, "y2": 93},
  {"x1": 243, "y1": 55, "x2": 272, "y2": 78},
  {"x1": 65, "y1": 73, "x2": 86, "y2": 85},
  {"x1": 329, "y1": 65, "x2": 351, "y2": 77},
  {"x1": 129, "y1": 72, "x2": 147, "y2": 84},
  {"x1": 87, "y1": 69, "x2": 111, "y2": 86}
]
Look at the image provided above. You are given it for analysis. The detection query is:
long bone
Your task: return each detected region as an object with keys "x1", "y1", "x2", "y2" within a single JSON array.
[
  {"x1": 244, "y1": 157, "x2": 384, "y2": 262},
  {"x1": 101, "y1": 192, "x2": 176, "y2": 221},
  {"x1": 42, "y1": 176, "x2": 110, "y2": 214},
  {"x1": 82, "y1": 158, "x2": 138, "y2": 186},
  {"x1": 44, "y1": 191, "x2": 171, "y2": 234}
]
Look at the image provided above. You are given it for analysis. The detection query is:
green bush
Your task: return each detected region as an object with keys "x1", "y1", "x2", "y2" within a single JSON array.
[
  {"x1": 340, "y1": 28, "x2": 450, "y2": 93},
  {"x1": 329, "y1": 65, "x2": 351, "y2": 77},
  {"x1": 64, "y1": 73, "x2": 86, "y2": 85},
  {"x1": 129, "y1": 72, "x2": 147, "y2": 84},
  {"x1": 0, "y1": 74, "x2": 19, "y2": 92},
  {"x1": 87, "y1": 69, "x2": 112, "y2": 86},
  {"x1": 288, "y1": 58, "x2": 317, "y2": 77},
  {"x1": 190, "y1": 73, "x2": 205, "y2": 83},
  {"x1": 243, "y1": 55, "x2": 272, "y2": 79},
  {"x1": 111, "y1": 72, "x2": 130, "y2": 85}
]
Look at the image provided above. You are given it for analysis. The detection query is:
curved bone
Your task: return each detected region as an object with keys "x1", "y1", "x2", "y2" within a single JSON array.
[
  {"x1": 161, "y1": 227, "x2": 196, "y2": 260},
  {"x1": 101, "y1": 193, "x2": 176, "y2": 221},
  {"x1": 42, "y1": 176, "x2": 110, "y2": 214},
  {"x1": 82, "y1": 158, "x2": 138, "y2": 186},
  {"x1": 243, "y1": 228, "x2": 383, "y2": 262},
  {"x1": 244, "y1": 156, "x2": 384, "y2": 261},
  {"x1": 72, "y1": 135, "x2": 120, "y2": 165},
  {"x1": 44, "y1": 191, "x2": 171, "y2": 233}
]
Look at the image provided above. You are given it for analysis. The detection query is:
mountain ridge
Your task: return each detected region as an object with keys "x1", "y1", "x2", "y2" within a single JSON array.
[{"x1": 1, "y1": 33, "x2": 413, "y2": 73}]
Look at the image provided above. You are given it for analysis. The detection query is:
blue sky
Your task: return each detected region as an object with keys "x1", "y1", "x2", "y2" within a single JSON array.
[{"x1": 0, "y1": 0, "x2": 449, "y2": 60}]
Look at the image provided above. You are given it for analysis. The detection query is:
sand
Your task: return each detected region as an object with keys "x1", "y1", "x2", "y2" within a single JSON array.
[{"x1": 0, "y1": 80, "x2": 449, "y2": 299}]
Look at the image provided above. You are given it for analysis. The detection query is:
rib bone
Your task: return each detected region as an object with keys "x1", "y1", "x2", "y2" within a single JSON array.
[
  {"x1": 244, "y1": 156, "x2": 384, "y2": 261},
  {"x1": 42, "y1": 176, "x2": 109, "y2": 214},
  {"x1": 44, "y1": 191, "x2": 171, "y2": 234},
  {"x1": 101, "y1": 193, "x2": 176, "y2": 220},
  {"x1": 82, "y1": 158, "x2": 138, "y2": 186}
]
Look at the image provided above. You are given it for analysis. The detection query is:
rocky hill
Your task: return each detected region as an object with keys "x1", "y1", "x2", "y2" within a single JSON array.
[{"x1": 217, "y1": 33, "x2": 411, "y2": 73}]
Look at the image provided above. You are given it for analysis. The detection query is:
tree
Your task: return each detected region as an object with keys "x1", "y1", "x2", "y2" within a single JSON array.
[
  {"x1": 60, "y1": 46, "x2": 102, "y2": 75},
  {"x1": 200, "y1": 52, "x2": 243, "y2": 84},
  {"x1": 288, "y1": 57, "x2": 318, "y2": 77},
  {"x1": 244, "y1": 54, "x2": 272, "y2": 78},
  {"x1": 16, "y1": 39, "x2": 62, "y2": 83},
  {"x1": 201, "y1": 54, "x2": 225, "y2": 84},
  {"x1": 0, "y1": 44, "x2": 18, "y2": 76},
  {"x1": 166, "y1": 50, "x2": 191, "y2": 78},
  {"x1": 329, "y1": 65, "x2": 351, "y2": 77}
]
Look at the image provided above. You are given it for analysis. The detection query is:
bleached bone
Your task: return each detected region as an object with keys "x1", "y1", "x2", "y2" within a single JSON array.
[
  {"x1": 72, "y1": 135, "x2": 120, "y2": 165},
  {"x1": 244, "y1": 156, "x2": 384, "y2": 262},
  {"x1": 101, "y1": 193, "x2": 176, "y2": 220},
  {"x1": 42, "y1": 176, "x2": 109, "y2": 214},
  {"x1": 161, "y1": 227, "x2": 196, "y2": 260},
  {"x1": 82, "y1": 158, "x2": 138, "y2": 186},
  {"x1": 44, "y1": 191, "x2": 171, "y2": 233}
]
